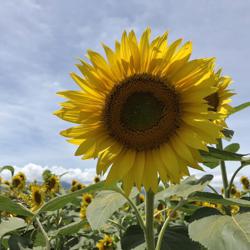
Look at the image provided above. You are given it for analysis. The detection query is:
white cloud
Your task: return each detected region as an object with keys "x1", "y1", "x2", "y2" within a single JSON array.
[{"x1": 0, "y1": 163, "x2": 97, "y2": 184}]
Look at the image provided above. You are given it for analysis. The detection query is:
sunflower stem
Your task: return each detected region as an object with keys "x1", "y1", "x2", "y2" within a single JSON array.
[
  {"x1": 155, "y1": 199, "x2": 186, "y2": 250},
  {"x1": 35, "y1": 217, "x2": 50, "y2": 250},
  {"x1": 228, "y1": 164, "x2": 248, "y2": 195},
  {"x1": 145, "y1": 190, "x2": 155, "y2": 250},
  {"x1": 118, "y1": 189, "x2": 146, "y2": 233},
  {"x1": 217, "y1": 139, "x2": 229, "y2": 198}
]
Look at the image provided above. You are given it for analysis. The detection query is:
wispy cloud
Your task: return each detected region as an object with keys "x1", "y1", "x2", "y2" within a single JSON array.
[{"x1": 0, "y1": 163, "x2": 97, "y2": 184}]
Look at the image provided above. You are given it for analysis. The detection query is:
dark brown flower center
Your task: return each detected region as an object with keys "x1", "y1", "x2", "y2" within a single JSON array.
[
  {"x1": 104, "y1": 74, "x2": 181, "y2": 151},
  {"x1": 12, "y1": 178, "x2": 21, "y2": 187},
  {"x1": 34, "y1": 191, "x2": 42, "y2": 204},
  {"x1": 205, "y1": 92, "x2": 219, "y2": 111}
]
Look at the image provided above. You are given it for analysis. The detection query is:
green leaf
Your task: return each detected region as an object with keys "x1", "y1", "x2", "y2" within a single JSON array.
[
  {"x1": 202, "y1": 161, "x2": 220, "y2": 169},
  {"x1": 53, "y1": 220, "x2": 86, "y2": 237},
  {"x1": 189, "y1": 192, "x2": 250, "y2": 207},
  {"x1": 33, "y1": 232, "x2": 46, "y2": 247},
  {"x1": 38, "y1": 181, "x2": 110, "y2": 212},
  {"x1": 8, "y1": 234, "x2": 30, "y2": 250},
  {"x1": 86, "y1": 188, "x2": 137, "y2": 230},
  {"x1": 0, "y1": 165, "x2": 14, "y2": 176},
  {"x1": 161, "y1": 225, "x2": 202, "y2": 250},
  {"x1": 189, "y1": 213, "x2": 250, "y2": 250},
  {"x1": 0, "y1": 196, "x2": 34, "y2": 217},
  {"x1": 188, "y1": 207, "x2": 222, "y2": 223},
  {"x1": 200, "y1": 146, "x2": 245, "y2": 162},
  {"x1": 0, "y1": 218, "x2": 26, "y2": 238},
  {"x1": 156, "y1": 175, "x2": 213, "y2": 200},
  {"x1": 230, "y1": 102, "x2": 250, "y2": 115},
  {"x1": 224, "y1": 143, "x2": 240, "y2": 153},
  {"x1": 121, "y1": 225, "x2": 145, "y2": 250}
]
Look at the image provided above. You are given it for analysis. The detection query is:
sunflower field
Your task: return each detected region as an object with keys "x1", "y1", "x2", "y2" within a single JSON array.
[{"x1": 1, "y1": 28, "x2": 250, "y2": 250}]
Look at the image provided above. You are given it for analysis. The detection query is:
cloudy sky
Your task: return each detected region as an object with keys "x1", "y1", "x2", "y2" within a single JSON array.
[{"x1": 0, "y1": 0, "x2": 249, "y2": 184}]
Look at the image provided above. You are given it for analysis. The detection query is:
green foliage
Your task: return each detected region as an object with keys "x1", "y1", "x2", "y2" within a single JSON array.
[
  {"x1": 0, "y1": 196, "x2": 34, "y2": 217},
  {"x1": 161, "y1": 225, "x2": 203, "y2": 250},
  {"x1": 38, "y1": 181, "x2": 107, "y2": 212},
  {"x1": 0, "y1": 218, "x2": 26, "y2": 238},
  {"x1": 121, "y1": 225, "x2": 145, "y2": 250},
  {"x1": 156, "y1": 175, "x2": 213, "y2": 200},
  {"x1": 189, "y1": 212, "x2": 250, "y2": 250}
]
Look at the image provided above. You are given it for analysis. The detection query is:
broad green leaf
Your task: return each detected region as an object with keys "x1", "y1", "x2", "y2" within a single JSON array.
[
  {"x1": 86, "y1": 188, "x2": 137, "y2": 230},
  {"x1": 189, "y1": 192, "x2": 250, "y2": 207},
  {"x1": 200, "y1": 146, "x2": 245, "y2": 162},
  {"x1": 121, "y1": 225, "x2": 145, "y2": 250},
  {"x1": 230, "y1": 102, "x2": 250, "y2": 115},
  {"x1": 224, "y1": 143, "x2": 240, "y2": 153},
  {"x1": 0, "y1": 165, "x2": 14, "y2": 176},
  {"x1": 156, "y1": 175, "x2": 213, "y2": 200},
  {"x1": 38, "y1": 181, "x2": 111, "y2": 212},
  {"x1": 189, "y1": 213, "x2": 250, "y2": 250},
  {"x1": 0, "y1": 218, "x2": 26, "y2": 238},
  {"x1": 8, "y1": 234, "x2": 30, "y2": 250},
  {"x1": 188, "y1": 207, "x2": 222, "y2": 223},
  {"x1": 52, "y1": 220, "x2": 86, "y2": 236},
  {"x1": 161, "y1": 225, "x2": 202, "y2": 250},
  {"x1": 0, "y1": 196, "x2": 34, "y2": 217}
]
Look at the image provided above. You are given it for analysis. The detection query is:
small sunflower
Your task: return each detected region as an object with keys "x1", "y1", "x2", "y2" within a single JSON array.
[
  {"x1": 205, "y1": 69, "x2": 234, "y2": 127},
  {"x1": 45, "y1": 175, "x2": 60, "y2": 193},
  {"x1": 240, "y1": 176, "x2": 249, "y2": 190},
  {"x1": 94, "y1": 176, "x2": 101, "y2": 183},
  {"x1": 70, "y1": 179, "x2": 85, "y2": 191},
  {"x1": 11, "y1": 175, "x2": 24, "y2": 190},
  {"x1": 82, "y1": 193, "x2": 93, "y2": 205},
  {"x1": 30, "y1": 185, "x2": 45, "y2": 211},
  {"x1": 55, "y1": 28, "x2": 223, "y2": 194},
  {"x1": 96, "y1": 235, "x2": 116, "y2": 250},
  {"x1": 16, "y1": 172, "x2": 26, "y2": 181},
  {"x1": 166, "y1": 208, "x2": 179, "y2": 220}
]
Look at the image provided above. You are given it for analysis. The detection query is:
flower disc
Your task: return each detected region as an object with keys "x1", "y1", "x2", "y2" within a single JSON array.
[
  {"x1": 104, "y1": 74, "x2": 181, "y2": 151},
  {"x1": 55, "y1": 28, "x2": 224, "y2": 194}
]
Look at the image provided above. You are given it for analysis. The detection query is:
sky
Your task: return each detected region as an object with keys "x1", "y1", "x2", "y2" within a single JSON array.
[{"x1": 0, "y1": 0, "x2": 250, "y2": 184}]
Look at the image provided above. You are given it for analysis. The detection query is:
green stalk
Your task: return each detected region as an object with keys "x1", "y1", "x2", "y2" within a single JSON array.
[
  {"x1": 35, "y1": 217, "x2": 50, "y2": 250},
  {"x1": 228, "y1": 164, "x2": 248, "y2": 195},
  {"x1": 217, "y1": 139, "x2": 229, "y2": 198},
  {"x1": 145, "y1": 190, "x2": 155, "y2": 250},
  {"x1": 155, "y1": 199, "x2": 186, "y2": 250},
  {"x1": 118, "y1": 189, "x2": 146, "y2": 233}
]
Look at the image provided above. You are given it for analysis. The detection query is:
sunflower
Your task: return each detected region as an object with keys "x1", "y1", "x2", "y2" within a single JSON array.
[
  {"x1": 30, "y1": 185, "x2": 45, "y2": 211},
  {"x1": 45, "y1": 175, "x2": 60, "y2": 193},
  {"x1": 71, "y1": 181, "x2": 85, "y2": 192},
  {"x1": 82, "y1": 193, "x2": 93, "y2": 205},
  {"x1": 55, "y1": 28, "x2": 223, "y2": 194},
  {"x1": 94, "y1": 176, "x2": 101, "y2": 183},
  {"x1": 16, "y1": 172, "x2": 26, "y2": 181},
  {"x1": 96, "y1": 235, "x2": 116, "y2": 250},
  {"x1": 11, "y1": 175, "x2": 25, "y2": 190},
  {"x1": 240, "y1": 176, "x2": 249, "y2": 190},
  {"x1": 205, "y1": 69, "x2": 234, "y2": 127}
]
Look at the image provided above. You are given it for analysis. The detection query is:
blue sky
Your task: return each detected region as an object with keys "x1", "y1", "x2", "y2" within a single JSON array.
[{"x1": 0, "y1": 0, "x2": 249, "y2": 183}]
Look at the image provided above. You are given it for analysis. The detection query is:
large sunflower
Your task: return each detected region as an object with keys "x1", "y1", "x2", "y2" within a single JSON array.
[
  {"x1": 55, "y1": 28, "x2": 223, "y2": 194},
  {"x1": 205, "y1": 69, "x2": 234, "y2": 127}
]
